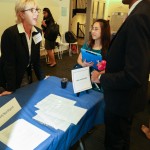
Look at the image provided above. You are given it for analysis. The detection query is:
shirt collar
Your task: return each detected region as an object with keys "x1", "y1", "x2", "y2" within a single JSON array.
[
  {"x1": 128, "y1": 0, "x2": 142, "y2": 15},
  {"x1": 17, "y1": 23, "x2": 38, "y2": 34}
]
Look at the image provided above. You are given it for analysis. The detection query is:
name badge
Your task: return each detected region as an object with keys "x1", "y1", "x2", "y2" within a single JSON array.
[
  {"x1": 72, "y1": 67, "x2": 92, "y2": 93},
  {"x1": 33, "y1": 33, "x2": 42, "y2": 44}
]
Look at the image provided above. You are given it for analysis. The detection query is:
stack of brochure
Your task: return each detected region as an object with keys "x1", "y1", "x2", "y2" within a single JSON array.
[
  {"x1": 33, "y1": 94, "x2": 87, "y2": 131},
  {"x1": 0, "y1": 119, "x2": 50, "y2": 150}
]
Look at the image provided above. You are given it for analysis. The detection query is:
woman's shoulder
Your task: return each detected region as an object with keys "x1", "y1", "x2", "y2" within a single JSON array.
[
  {"x1": 34, "y1": 26, "x2": 42, "y2": 33},
  {"x1": 2, "y1": 25, "x2": 18, "y2": 37},
  {"x1": 82, "y1": 42, "x2": 90, "y2": 49},
  {"x1": 5, "y1": 24, "x2": 17, "y2": 31}
]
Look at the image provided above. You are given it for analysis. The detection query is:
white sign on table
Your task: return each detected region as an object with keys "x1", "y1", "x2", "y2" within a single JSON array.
[
  {"x1": 0, "y1": 98, "x2": 21, "y2": 127},
  {"x1": 72, "y1": 67, "x2": 92, "y2": 93}
]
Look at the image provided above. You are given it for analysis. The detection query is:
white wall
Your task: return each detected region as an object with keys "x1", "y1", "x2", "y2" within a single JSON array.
[
  {"x1": 104, "y1": 0, "x2": 128, "y2": 32},
  {"x1": 0, "y1": 0, "x2": 70, "y2": 37},
  {"x1": 71, "y1": 14, "x2": 86, "y2": 35}
]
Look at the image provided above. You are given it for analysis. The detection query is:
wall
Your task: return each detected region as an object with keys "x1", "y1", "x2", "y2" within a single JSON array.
[
  {"x1": 0, "y1": 0, "x2": 70, "y2": 37},
  {"x1": 71, "y1": 14, "x2": 86, "y2": 35},
  {"x1": 105, "y1": 0, "x2": 128, "y2": 32},
  {"x1": 0, "y1": 0, "x2": 16, "y2": 37},
  {"x1": 70, "y1": 0, "x2": 129, "y2": 37},
  {"x1": 105, "y1": 0, "x2": 128, "y2": 19}
]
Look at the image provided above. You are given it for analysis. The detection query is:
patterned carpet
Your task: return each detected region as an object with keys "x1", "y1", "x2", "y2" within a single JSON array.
[{"x1": 39, "y1": 50, "x2": 150, "y2": 150}]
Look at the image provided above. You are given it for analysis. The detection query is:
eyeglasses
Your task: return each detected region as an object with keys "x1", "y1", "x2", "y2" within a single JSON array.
[
  {"x1": 91, "y1": 27, "x2": 100, "y2": 31},
  {"x1": 22, "y1": 8, "x2": 41, "y2": 13}
]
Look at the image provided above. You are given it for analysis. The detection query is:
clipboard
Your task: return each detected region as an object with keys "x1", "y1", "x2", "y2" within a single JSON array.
[{"x1": 81, "y1": 48, "x2": 102, "y2": 69}]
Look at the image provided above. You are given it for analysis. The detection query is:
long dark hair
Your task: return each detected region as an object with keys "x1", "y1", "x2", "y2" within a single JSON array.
[
  {"x1": 43, "y1": 8, "x2": 54, "y2": 23},
  {"x1": 88, "y1": 19, "x2": 110, "y2": 59}
]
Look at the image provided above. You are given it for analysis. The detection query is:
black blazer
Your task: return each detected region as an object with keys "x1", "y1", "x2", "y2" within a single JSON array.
[
  {"x1": 101, "y1": 0, "x2": 150, "y2": 117},
  {"x1": 0, "y1": 25, "x2": 45, "y2": 91}
]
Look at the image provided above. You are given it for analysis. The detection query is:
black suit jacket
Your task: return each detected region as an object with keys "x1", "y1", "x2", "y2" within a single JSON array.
[
  {"x1": 101, "y1": 0, "x2": 150, "y2": 117},
  {"x1": 0, "y1": 25, "x2": 45, "y2": 91}
]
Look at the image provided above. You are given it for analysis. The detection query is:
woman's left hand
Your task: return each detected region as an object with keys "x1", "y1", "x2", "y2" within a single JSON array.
[
  {"x1": 91, "y1": 70, "x2": 100, "y2": 83},
  {"x1": 82, "y1": 60, "x2": 94, "y2": 67}
]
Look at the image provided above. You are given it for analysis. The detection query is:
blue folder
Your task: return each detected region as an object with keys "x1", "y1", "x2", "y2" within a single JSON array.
[{"x1": 81, "y1": 48, "x2": 102, "y2": 69}]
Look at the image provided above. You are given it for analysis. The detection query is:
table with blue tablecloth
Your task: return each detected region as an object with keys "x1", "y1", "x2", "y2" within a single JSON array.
[{"x1": 0, "y1": 76, "x2": 105, "y2": 150}]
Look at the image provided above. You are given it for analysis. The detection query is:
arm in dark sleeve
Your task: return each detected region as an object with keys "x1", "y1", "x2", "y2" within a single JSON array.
[
  {"x1": 101, "y1": 14, "x2": 150, "y2": 90},
  {"x1": 1, "y1": 28, "x2": 17, "y2": 91}
]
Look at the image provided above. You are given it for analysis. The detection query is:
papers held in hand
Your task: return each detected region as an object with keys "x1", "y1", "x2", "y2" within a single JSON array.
[{"x1": 81, "y1": 48, "x2": 102, "y2": 69}]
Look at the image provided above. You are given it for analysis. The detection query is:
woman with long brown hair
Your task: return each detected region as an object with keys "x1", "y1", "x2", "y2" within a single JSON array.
[
  {"x1": 77, "y1": 19, "x2": 110, "y2": 68},
  {"x1": 41, "y1": 7, "x2": 56, "y2": 67}
]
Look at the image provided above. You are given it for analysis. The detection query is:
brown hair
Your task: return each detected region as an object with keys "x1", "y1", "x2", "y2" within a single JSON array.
[{"x1": 88, "y1": 19, "x2": 111, "y2": 59}]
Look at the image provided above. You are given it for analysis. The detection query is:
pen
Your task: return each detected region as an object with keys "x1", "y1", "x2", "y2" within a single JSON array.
[{"x1": 94, "y1": 83, "x2": 101, "y2": 91}]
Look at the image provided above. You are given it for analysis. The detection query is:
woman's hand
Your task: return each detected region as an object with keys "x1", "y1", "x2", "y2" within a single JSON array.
[
  {"x1": 91, "y1": 70, "x2": 100, "y2": 83},
  {"x1": 0, "y1": 91, "x2": 12, "y2": 96},
  {"x1": 97, "y1": 60, "x2": 106, "y2": 71},
  {"x1": 82, "y1": 60, "x2": 94, "y2": 67},
  {"x1": 41, "y1": 20, "x2": 46, "y2": 27},
  {"x1": 91, "y1": 70, "x2": 105, "y2": 83},
  {"x1": 44, "y1": 75, "x2": 50, "y2": 79}
]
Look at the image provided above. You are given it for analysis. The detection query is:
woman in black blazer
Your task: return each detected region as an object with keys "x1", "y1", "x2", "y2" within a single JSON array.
[{"x1": 0, "y1": 0, "x2": 45, "y2": 96}]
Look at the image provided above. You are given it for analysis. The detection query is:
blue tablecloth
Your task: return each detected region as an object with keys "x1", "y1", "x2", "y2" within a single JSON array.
[{"x1": 0, "y1": 76, "x2": 104, "y2": 150}]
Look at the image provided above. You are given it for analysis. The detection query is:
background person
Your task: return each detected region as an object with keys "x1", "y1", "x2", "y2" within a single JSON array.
[
  {"x1": 0, "y1": 0, "x2": 45, "y2": 96},
  {"x1": 91, "y1": 0, "x2": 150, "y2": 149},
  {"x1": 41, "y1": 7, "x2": 56, "y2": 67}
]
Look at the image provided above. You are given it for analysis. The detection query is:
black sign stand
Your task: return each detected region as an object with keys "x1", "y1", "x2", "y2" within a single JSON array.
[{"x1": 76, "y1": 90, "x2": 89, "y2": 97}]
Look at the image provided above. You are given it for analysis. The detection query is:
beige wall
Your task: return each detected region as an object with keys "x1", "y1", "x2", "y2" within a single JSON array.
[
  {"x1": 105, "y1": 0, "x2": 129, "y2": 19},
  {"x1": 105, "y1": 0, "x2": 128, "y2": 32},
  {"x1": 70, "y1": 0, "x2": 129, "y2": 37},
  {"x1": 0, "y1": 0, "x2": 16, "y2": 37},
  {"x1": 0, "y1": 0, "x2": 70, "y2": 37}
]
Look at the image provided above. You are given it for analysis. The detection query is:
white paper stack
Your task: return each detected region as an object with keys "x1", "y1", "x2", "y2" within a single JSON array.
[
  {"x1": 0, "y1": 119, "x2": 50, "y2": 150},
  {"x1": 33, "y1": 94, "x2": 87, "y2": 131}
]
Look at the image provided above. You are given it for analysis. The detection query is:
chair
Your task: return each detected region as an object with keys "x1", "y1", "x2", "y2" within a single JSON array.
[
  {"x1": 69, "y1": 42, "x2": 79, "y2": 56},
  {"x1": 54, "y1": 35, "x2": 69, "y2": 59},
  {"x1": 64, "y1": 32, "x2": 79, "y2": 56}
]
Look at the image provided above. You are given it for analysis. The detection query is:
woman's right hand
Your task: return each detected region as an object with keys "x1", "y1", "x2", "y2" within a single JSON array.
[
  {"x1": 82, "y1": 60, "x2": 94, "y2": 67},
  {"x1": 42, "y1": 20, "x2": 46, "y2": 27},
  {"x1": 0, "y1": 91, "x2": 12, "y2": 96}
]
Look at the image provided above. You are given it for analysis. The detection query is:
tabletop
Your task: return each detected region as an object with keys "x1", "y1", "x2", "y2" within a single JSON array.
[{"x1": 0, "y1": 76, "x2": 104, "y2": 150}]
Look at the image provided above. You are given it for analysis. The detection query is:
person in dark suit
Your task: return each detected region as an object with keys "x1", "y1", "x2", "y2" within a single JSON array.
[
  {"x1": 91, "y1": 0, "x2": 150, "y2": 149},
  {"x1": 0, "y1": 0, "x2": 45, "y2": 96}
]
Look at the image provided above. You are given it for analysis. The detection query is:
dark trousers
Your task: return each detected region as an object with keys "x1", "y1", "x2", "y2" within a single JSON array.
[
  {"x1": 104, "y1": 110, "x2": 133, "y2": 150},
  {"x1": 21, "y1": 66, "x2": 32, "y2": 87}
]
